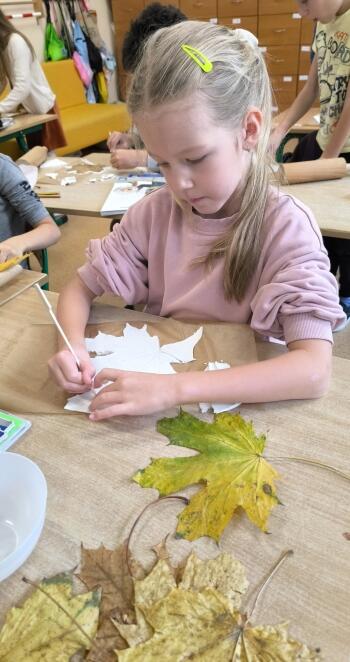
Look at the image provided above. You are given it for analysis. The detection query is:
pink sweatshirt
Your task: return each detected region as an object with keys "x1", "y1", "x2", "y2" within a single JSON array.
[{"x1": 78, "y1": 186, "x2": 345, "y2": 344}]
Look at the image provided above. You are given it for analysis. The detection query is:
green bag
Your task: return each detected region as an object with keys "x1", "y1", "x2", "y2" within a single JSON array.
[{"x1": 44, "y1": 22, "x2": 68, "y2": 62}]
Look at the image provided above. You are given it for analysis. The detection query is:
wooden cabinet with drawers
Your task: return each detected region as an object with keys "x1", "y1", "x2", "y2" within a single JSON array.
[
  {"x1": 218, "y1": 15, "x2": 258, "y2": 33},
  {"x1": 261, "y1": 44, "x2": 299, "y2": 76},
  {"x1": 111, "y1": 0, "x2": 315, "y2": 112},
  {"x1": 218, "y1": 0, "x2": 257, "y2": 16},
  {"x1": 259, "y1": 0, "x2": 296, "y2": 14},
  {"x1": 258, "y1": 13, "x2": 301, "y2": 46},
  {"x1": 270, "y1": 74, "x2": 297, "y2": 109}
]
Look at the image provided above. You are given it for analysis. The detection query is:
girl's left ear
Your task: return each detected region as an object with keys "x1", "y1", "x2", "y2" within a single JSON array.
[{"x1": 242, "y1": 108, "x2": 262, "y2": 151}]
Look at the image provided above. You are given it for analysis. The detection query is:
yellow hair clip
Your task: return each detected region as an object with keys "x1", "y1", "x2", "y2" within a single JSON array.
[{"x1": 181, "y1": 44, "x2": 213, "y2": 73}]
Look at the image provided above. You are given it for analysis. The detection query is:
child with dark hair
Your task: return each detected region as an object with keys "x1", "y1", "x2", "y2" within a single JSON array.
[
  {"x1": 107, "y1": 3, "x2": 187, "y2": 169},
  {"x1": 121, "y1": 2, "x2": 187, "y2": 73}
]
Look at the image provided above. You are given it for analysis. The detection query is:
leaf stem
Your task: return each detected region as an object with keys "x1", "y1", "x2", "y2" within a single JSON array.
[
  {"x1": 247, "y1": 549, "x2": 293, "y2": 622},
  {"x1": 125, "y1": 495, "x2": 189, "y2": 577},
  {"x1": 267, "y1": 456, "x2": 350, "y2": 482},
  {"x1": 22, "y1": 577, "x2": 95, "y2": 646}
]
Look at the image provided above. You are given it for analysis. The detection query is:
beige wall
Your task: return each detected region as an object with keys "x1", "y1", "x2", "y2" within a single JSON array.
[{"x1": 1, "y1": 0, "x2": 118, "y2": 101}]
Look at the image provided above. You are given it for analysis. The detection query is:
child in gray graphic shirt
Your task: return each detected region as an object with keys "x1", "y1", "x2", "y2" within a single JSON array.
[{"x1": 0, "y1": 154, "x2": 60, "y2": 263}]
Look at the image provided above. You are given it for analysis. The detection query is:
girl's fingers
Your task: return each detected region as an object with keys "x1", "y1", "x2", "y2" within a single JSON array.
[
  {"x1": 89, "y1": 403, "x2": 130, "y2": 421},
  {"x1": 48, "y1": 351, "x2": 94, "y2": 392},
  {"x1": 93, "y1": 369, "x2": 121, "y2": 387},
  {"x1": 89, "y1": 388, "x2": 123, "y2": 411},
  {"x1": 48, "y1": 362, "x2": 91, "y2": 393}
]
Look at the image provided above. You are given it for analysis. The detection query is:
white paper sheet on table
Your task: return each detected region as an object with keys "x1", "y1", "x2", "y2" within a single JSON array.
[
  {"x1": 61, "y1": 176, "x2": 77, "y2": 186},
  {"x1": 65, "y1": 324, "x2": 239, "y2": 415},
  {"x1": 100, "y1": 184, "x2": 146, "y2": 215}
]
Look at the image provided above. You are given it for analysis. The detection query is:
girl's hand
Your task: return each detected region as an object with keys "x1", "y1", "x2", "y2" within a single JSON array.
[
  {"x1": 89, "y1": 369, "x2": 179, "y2": 420},
  {"x1": 107, "y1": 131, "x2": 132, "y2": 151},
  {"x1": 0, "y1": 239, "x2": 25, "y2": 263},
  {"x1": 48, "y1": 347, "x2": 95, "y2": 394},
  {"x1": 110, "y1": 149, "x2": 147, "y2": 169}
]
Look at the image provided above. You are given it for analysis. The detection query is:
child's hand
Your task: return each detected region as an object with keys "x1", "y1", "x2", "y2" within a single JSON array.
[
  {"x1": 107, "y1": 131, "x2": 132, "y2": 151},
  {"x1": 0, "y1": 239, "x2": 25, "y2": 263},
  {"x1": 89, "y1": 369, "x2": 179, "y2": 419},
  {"x1": 48, "y1": 347, "x2": 95, "y2": 394},
  {"x1": 110, "y1": 149, "x2": 147, "y2": 169}
]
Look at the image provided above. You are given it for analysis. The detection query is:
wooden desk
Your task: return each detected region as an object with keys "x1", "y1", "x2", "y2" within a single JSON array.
[
  {"x1": 274, "y1": 108, "x2": 320, "y2": 135},
  {"x1": 0, "y1": 287, "x2": 349, "y2": 660},
  {"x1": 0, "y1": 113, "x2": 58, "y2": 153},
  {"x1": 37, "y1": 153, "x2": 125, "y2": 218},
  {"x1": 37, "y1": 152, "x2": 350, "y2": 241},
  {"x1": 281, "y1": 175, "x2": 350, "y2": 239},
  {"x1": 0, "y1": 268, "x2": 46, "y2": 307}
]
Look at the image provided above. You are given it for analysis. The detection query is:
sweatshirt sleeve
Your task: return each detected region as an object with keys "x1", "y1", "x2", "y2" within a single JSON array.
[
  {"x1": 0, "y1": 155, "x2": 49, "y2": 226},
  {"x1": 250, "y1": 193, "x2": 345, "y2": 344},
  {"x1": 78, "y1": 197, "x2": 152, "y2": 304},
  {"x1": 0, "y1": 35, "x2": 32, "y2": 114}
]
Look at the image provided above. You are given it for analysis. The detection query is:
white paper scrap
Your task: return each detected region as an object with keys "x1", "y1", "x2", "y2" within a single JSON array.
[
  {"x1": 41, "y1": 158, "x2": 68, "y2": 169},
  {"x1": 199, "y1": 361, "x2": 241, "y2": 414},
  {"x1": 313, "y1": 114, "x2": 320, "y2": 123},
  {"x1": 61, "y1": 176, "x2": 77, "y2": 186},
  {"x1": 65, "y1": 324, "x2": 203, "y2": 413},
  {"x1": 101, "y1": 173, "x2": 115, "y2": 181}
]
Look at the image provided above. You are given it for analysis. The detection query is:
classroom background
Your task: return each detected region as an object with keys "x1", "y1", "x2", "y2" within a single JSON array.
[{"x1": 0, "y1": 0, "x2": 315, "y2": 295}]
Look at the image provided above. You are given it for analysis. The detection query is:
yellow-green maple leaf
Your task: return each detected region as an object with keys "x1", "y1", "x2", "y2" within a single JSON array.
[
  {"x1": 116, "y1": 587, "x2": 320, "y2": 661},
  {"x1": 0, "y1": 573, "x2": 100, "y2": 661},
  {"x1": 134, "y1": 411, "x2": 279, "y2": 541},
  {"x1": 114, "y1": 552, "x2": 248, "y2": 656}
]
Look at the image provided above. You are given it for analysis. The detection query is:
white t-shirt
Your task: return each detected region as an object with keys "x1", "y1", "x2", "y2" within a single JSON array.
[{"x1": 0, "y1": 33, "x2": 55, "y2": 114}]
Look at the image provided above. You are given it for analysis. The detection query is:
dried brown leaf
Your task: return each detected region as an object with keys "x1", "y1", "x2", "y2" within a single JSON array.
[
  {"x1": 86, "y1": 612, "x2": 126, "y2": 661},
  {"x1": 79, "y1": 542, "x2": 145, "y2": 661},
  {"x1": 79, "y1": 542, "x2": 144, "y2": 621}
]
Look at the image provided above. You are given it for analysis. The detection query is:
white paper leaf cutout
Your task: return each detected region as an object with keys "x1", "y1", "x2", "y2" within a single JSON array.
[{"x1": 65, "y1": 324, "x2": 203, "y2": 413}]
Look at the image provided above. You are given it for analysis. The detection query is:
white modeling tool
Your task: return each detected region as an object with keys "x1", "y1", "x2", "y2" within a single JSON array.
[{"x1": 34, "y1": 284, "x2": 81, "y2": 369}]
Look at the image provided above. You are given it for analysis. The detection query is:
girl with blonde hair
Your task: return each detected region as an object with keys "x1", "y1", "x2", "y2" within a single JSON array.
[{"x1": 48, "y1": 21, "x2": 344, "y2": 418}]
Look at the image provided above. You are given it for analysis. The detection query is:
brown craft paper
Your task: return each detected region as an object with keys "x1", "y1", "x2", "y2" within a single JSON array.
[
  {"x1": 17, "y1": 146, "x2": 48, "y2": 167},
  {"x1": 0, "y1": 318, "x2": 257, "y2": 415},
  {"x1": 281, "y1": 157, "x2": 347, "y2": 184}
]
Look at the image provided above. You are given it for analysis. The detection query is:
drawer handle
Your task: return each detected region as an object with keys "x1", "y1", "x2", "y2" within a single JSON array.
[
  {"x1": 194, "y1": 2, "x2": 204, "y2": 6},
  {"x1": 231, "y1": 0, "x2": 243, "y2": 3},
  {"x1": 274, "y1": 28, "x2": 287, "y2": 33},
  {"x1": 275, "y1": 59, "x2": 285, "y2": 63}
]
